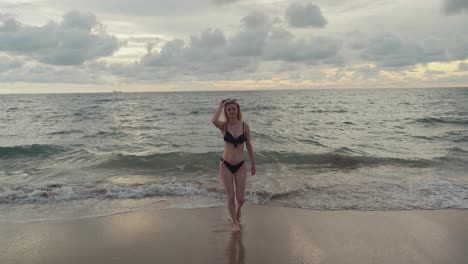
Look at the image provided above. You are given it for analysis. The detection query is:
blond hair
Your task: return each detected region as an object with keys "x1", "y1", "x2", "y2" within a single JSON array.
[{"x1": 223, "y1": 101, "x2": 243, "y2": 122}]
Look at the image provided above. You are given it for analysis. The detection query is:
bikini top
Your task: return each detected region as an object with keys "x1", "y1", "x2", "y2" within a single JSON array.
[{"x1": 224, "y1": 122, "x2": 246, "y2": 148}]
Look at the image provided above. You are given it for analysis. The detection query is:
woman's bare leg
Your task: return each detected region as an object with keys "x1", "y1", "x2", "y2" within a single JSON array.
[
  {"x1": 234, "y1": 162, "x2": 247, "y2": 224},
  {"x1": 219, "y1": 161, "x2": 241, "y2": 231}
]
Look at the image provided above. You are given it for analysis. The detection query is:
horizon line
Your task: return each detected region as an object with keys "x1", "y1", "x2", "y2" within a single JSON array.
[{"x1": 0, "y1": 86, "x2": 467, "y2": 95}]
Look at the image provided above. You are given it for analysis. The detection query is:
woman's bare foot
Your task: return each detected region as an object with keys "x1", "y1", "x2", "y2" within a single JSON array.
[{"x1": 232, "y1": 222, "x2": 241, "y2": 232}]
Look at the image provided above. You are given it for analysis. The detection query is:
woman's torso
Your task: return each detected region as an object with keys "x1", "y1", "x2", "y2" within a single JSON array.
[{"x1": 222, "y1": 121, "x2": 246, "y2": 162}]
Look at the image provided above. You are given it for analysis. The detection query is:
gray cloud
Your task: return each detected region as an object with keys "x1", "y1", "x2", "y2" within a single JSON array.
[
  {"x1": 430, "y1": 73, "x2": 468, "y2": 84},
  {"x1": 190, "y1": 28, "x2": 227, "y2": 49},
  {"x1": 0, "y1": 61, "x2": 104, "y2": 83},
  {"x1": 360, "y1": 34, "x2": 449, "y2": 67},
  {"x1": 286, "y1": 2, "x2": 327, "y2": 28},
  {"x1": 450, "y1": 34, "x2": 468, "y2": 60},
  {"x1": 0, "y1": 11, "x2": 121, "y2": 65},
  {"x1": 241, "y1": 10, "x2": 272, "y2": 30},
  {"x1": 0, "y1": 16, "x2": 20, "y2": 32},
  {"x1": 228, "y1": 29, "x2": 269, "y2": 57},
  {"x1": 424, "y1": 70, "x2": 445, "y2": 77},
  {"x1": 365, "y1": 34, "x2": 401, "y2": 55},
  {"x1": 347, "y1": 65, "x2": 382, "y2": 80},
  {"x1": 458, "y1": 62, "x2": 468, "y2": 71},
  {"x1": 107, "y1": 11, "x2": 342, "y2": 82},
  {"x1": 225, "y1": 11, "x2": 272, "y2": 57},
  {"x1": 444, "y1": 0, "x2": 468, "y2": 14},
  {"x1": 61, "y1": 10, "x2": 97, "y2": 30},
  {"x1": 141, "y1": 29, "x2": 229, "y2": 67},
  {"x1": 142, "y1": 39, "x2": 187, "y2": 67},
  {"x1": 139, "y1": 28, "x2": 255, "y2": 78},
  {"x1": 345, "y1": 30, "x2": 368, "y2": 50},
  {"x1": 0, "y1": 55, "x2": 23, "y2": 73},
  {"x1": 330, "y1": 65, "x2": 384, "y2": 83},
  {"x1": 264, "y1": 28, "x2": 342, "y2": 62}
]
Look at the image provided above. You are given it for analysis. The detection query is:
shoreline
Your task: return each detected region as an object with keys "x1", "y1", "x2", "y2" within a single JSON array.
[
  {"x1": 1, "y1": 205, "x2": 467, "y2": 263},
  {"x1": 2, "y1": 202, "x2": 467, "y2": 224}
]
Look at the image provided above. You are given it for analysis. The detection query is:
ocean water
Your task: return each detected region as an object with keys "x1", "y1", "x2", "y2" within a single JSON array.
[{"x1": 1, "y1": 88, "x2": 467, "y2": 222}]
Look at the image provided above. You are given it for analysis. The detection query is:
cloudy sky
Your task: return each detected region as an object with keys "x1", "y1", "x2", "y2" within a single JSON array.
[{"x1": 1, "y1": 0, "x2": 467, "y2": 93}]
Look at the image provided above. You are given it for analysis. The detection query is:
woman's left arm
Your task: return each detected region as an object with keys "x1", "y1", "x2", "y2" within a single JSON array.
[{"x1": 245, "y1": 122, "x2": 256, "y2": 176}]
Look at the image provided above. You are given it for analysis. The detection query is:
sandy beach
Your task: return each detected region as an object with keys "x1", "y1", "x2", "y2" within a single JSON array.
[{"x1": 1, "y1": 205, "x2": 467, "y2": 264}]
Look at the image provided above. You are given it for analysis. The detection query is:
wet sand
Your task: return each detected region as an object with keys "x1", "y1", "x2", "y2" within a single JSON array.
[{"x1": 1, "y1": 205, "x2": 467, "y2": 264}]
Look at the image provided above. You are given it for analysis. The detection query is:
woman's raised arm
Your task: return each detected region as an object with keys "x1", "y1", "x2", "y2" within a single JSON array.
[{"x1": 212, "y1": 100, "x2": 225, "y2": 131}]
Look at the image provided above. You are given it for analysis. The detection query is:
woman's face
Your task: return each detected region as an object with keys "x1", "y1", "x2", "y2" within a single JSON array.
[{"x1": 226, "y1": 103, "x2": 238, "y2": 120}]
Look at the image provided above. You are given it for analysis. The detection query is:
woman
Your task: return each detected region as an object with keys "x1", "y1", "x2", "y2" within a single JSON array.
[{"x1": 212, "y1": 98, "x2": 256, "y2": 232}]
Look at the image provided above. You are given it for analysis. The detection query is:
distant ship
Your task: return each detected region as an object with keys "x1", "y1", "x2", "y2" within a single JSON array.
[{"x1": 112, "y1": 90, "x2": 123, "y2": 94}]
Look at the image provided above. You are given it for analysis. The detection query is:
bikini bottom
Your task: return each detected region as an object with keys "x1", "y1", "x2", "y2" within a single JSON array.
[{"x1": 220, "y1": 158, "x2": 245, "y2": 174}]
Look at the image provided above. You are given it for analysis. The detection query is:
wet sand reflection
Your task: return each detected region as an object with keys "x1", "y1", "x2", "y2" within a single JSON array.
[{"x1": 225, "y1": 231, "x2": 245, "y2": 264}]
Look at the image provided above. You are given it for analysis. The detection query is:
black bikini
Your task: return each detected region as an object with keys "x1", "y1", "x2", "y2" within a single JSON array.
[
  {"x1": 221, "y1": 122, "x2": 246, "y2": 174},
  {"x1": 220, "y1": 158, "x2": 245, "y2": 174},
  {"x1": 223, "y1": 122, "x2": 246, "y2": 148}
]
